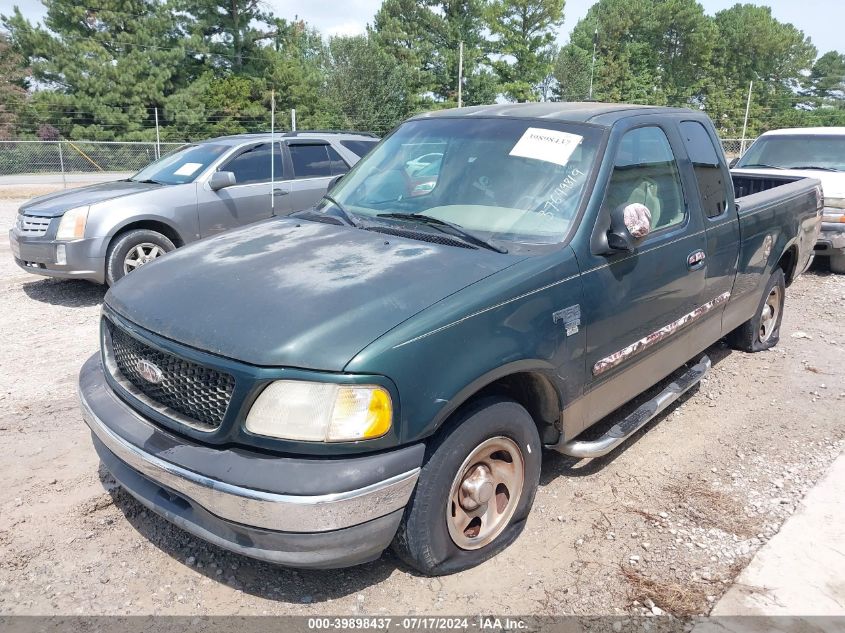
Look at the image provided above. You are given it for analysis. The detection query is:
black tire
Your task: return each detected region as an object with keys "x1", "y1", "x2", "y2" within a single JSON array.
[
  {"x1": 105, "y1": 229, "x2": 175, "y2": 286},
  {"x1": 830, "y1": 252, "x2": 845, "y2": 275},
  {"x1": 392, "y1": 397, "x2": 541, "y2": 575},
  {"x1": 726, "y1": 268, "x2": 786, "y2": 352}
]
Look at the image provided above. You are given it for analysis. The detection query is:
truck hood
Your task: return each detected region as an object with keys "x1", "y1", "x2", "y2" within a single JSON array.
[
  {"x1": 732, "y1": 167, "x2": 845, "y2": 201},
  {"x1": 105, "y1": 218, "x2": 521, "y2": 370},
  {"x1": 19, "y1": 180, "x2": 161, "y2": 217}
]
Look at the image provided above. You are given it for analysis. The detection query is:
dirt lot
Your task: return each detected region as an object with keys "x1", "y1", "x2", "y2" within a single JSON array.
[{"x1": 0, "y1": 193, "x2": 843, "y2": 617}]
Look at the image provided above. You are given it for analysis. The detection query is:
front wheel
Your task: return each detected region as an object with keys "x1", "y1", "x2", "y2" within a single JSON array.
[
  {"x1": 727, "y1": 268, "x2": 786, "y2": 352},
  {"x1": 829, "y1": 252, "x2": 845, "y2": 275},
  {"x1": 392, "y1": 397, "x2": 541, "y2": 575},
  {"x1": 106, "y1": 229, "x2": 175, "y2": 286}
]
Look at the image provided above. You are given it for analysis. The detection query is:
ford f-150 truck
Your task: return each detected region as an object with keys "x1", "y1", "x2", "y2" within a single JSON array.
[{"x1": 78, "y1": 103, "x2": 822, "y2": 575}]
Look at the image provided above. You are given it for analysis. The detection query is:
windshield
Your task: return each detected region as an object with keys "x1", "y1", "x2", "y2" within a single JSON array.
[
  {"x1": 737, "y1": 135, "x2": 845, "y2": 171},
  {"x1": 325, "y1": 118, "x2": 603, "y2": 244},
  {"x1": 130, "y1": 143, "x2": 230, "y2": 185}
]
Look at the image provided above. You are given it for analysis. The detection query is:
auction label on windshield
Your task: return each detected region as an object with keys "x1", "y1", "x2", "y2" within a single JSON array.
[
  {"x1": 509, "y1": 127, "x2": 583, "y2": 166},
  {"x1": 174, "y1": 162, "x2": 203, "y2": 177}
]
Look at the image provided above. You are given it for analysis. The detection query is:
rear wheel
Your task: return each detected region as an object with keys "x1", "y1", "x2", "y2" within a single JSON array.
[
  {"x1": 106, "y1": 229, "x2": 175, "y2": 286},
  {"x1": 727, "y1": 268, "x2": 785, "y2": 352},
  {"x1": 392, "y1": 397, "x2": 541, "y2": 575}
]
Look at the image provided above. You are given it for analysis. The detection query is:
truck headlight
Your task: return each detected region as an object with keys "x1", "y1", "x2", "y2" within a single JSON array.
[
  {"x1": 56, "y1": 205, "x2": 89, "y2": 240},
  {"x1": 245, "y1": 380, "x2": 392, "y2": 442}
]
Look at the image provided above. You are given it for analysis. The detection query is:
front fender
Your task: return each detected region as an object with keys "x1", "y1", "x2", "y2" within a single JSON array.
[
  {"x1": 90, "y1": 184, "x2": 198, "y2": 245},
  {"x1": 345, "y1": 250, "x2": 585, "y2": 444}
]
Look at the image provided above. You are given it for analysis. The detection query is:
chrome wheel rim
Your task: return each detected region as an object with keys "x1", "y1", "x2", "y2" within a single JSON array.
[
  {"x1": 759, "y1": 286, "x2": 781, "y2": 343},
  {"x1": 446, "y1": 436, "x2": 524, "y2": 550},
  {"x1": 123, "y1": 243, "x2": 163, "y2": 274}
]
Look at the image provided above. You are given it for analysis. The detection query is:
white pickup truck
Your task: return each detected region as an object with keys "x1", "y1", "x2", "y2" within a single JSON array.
[{"x1": 732, "y1": 127, "x2": 845, "y2": 273}]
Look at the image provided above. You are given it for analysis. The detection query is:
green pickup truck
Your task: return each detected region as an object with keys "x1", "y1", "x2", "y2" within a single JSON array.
[{"x1": 79, "y1": 103, "x2": 822, "y2": 575}]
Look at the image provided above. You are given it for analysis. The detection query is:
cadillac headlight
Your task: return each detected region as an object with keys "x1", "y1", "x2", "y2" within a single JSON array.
[
  {"x1": 245, "y1": 380, "x2": 392, "y2": 442},
  {"x1": 56, "y1": 205, "x2": 89, "y2": 240}
]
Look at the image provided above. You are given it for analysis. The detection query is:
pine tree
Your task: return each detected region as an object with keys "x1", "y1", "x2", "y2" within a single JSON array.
[
  {"x1": 3, "y1": 0, "x2": 186, "y2": 140},
  {"x1": 488, "y1": 0, "x2": 565, "y2": 102}
]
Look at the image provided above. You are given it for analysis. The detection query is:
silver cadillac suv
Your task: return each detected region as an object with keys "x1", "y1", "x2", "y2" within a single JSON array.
[{"x1": 9, "y1": 131, "x2": 379, "y2": 285}]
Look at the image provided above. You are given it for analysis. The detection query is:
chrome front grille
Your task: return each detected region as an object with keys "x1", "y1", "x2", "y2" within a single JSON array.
[
  {"x1": 16, "y1": 214, "x2": 52, "y2": 237},
  {"x1": 104, "y1": 319, "x2": 235, "y2": 432}
]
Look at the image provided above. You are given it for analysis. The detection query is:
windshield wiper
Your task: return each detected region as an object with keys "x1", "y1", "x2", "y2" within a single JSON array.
[
  {"x1": 785, "y1": 165, "x2": 840, "y2": 172},
  {"x1": 132, "y1": 178, "x2": 167, "y2": 185},
  {"x1": 736, "y1": 163, "x2": 785, "y2": 170},
  {"x1": 376, "y1": 212, "x2": 508, "y2": 254},
  {"x1": 321, "y1": 195, "x2": 360, "y2": 227}
]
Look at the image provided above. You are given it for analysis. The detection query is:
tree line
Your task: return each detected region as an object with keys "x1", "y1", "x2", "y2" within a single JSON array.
[{"x1": 1, "y1": 0, "x2": 843, "y2": 143}]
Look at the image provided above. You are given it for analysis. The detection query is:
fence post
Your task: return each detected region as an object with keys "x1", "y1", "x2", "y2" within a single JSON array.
[
  {"x1": 57, "y1": 141, "x2": 67, "y2": 189},
  {"x1": 291, "y1": 109, "x2": 296, "y2": 132},
  {"x1": 740, "y1": 81, "x2": 753, "y2": 156},
  {"x1": 154, "y1": 107, "x2": 161, "y2": 159}
]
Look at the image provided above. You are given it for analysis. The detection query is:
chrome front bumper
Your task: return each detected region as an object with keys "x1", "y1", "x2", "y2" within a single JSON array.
[
  {"x1": 78, "y1": 354, "x2": 423, "y2": 566},
  {"x1": 81, "y1": 393, "x2": 419, "y2": 532}
]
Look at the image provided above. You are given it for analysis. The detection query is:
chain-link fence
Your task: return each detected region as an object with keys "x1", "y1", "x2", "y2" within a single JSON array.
[
  {"x1": 720, "y1": 138, "x2": 755, "y2": 159},
  {"x1": 0, "y1": 140, "x2": 184, "y2": 176},
  {"x1": 0, "y1": 137, "x2": 757, "y2": 179}
]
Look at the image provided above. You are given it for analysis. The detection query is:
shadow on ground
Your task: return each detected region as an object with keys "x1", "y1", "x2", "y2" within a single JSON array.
[
  {"x1": 22, "y1": 278, "x2": 105, "y2": 307},
  {"x1": 101, "y1": 465, "x2": 402, "y2": 604},
  {"x1": 540, "y1": 342, "x2": 733, "y2": 483}
]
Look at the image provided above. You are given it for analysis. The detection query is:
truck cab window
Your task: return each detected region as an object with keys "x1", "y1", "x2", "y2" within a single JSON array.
[
  {"x1": 680, "y1": 121, "x2": 728, "y2": 219},
  {"x1": 603, "y1": 126, "x2": 686, "y2": 231},
  {"x1": 221, "y1": 143, "x2": 284, "y2": 185}
]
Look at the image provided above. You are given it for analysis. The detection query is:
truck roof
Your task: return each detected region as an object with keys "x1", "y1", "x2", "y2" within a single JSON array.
[
  {"x1": 411, "y1": 102, "x2": 698, "y2": 126},
  {"x1": 201, "y1": 130, "x2": 379, "y2": 147},
  {"x1": 758, "y1": 127, "x2": 845, "y2": 137}
]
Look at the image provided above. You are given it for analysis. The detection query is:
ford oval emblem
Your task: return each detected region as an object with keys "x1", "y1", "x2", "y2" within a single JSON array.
[{"x1": 136, "y1": 359, "x2": 164, "y2": 384}]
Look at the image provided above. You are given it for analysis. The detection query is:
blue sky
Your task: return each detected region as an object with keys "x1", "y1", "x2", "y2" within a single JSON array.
[{"x1": 7, "y1": 0, "x2": 844, "y2": 56}]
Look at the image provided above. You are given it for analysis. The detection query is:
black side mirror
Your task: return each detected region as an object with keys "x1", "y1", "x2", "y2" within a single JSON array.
[
  {"x1": 607, "y1": 203, "x2": 652, "y2": 253},
  {"x1": 327, "y1": 174, "x2": 344, "y2": 192},
  {"x1": 209, "y1": 171, "x2": 236, "y2": 191},
  {"x1": 728, "y1": 157, "x2": 739, "y2": 168}
]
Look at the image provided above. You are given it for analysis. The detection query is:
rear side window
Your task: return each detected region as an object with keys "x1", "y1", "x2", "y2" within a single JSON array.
[
  {"x1": 340, "y1": 139, "x2": 378, "y2": 158},
  {"x1": 327, "y1": 146, "x2": 350, "y2": 175},
  {"x1": 680, "y1": 121, "x2": 728, "y2": 219},
  {"x1": 222, "y1": 143, "x2": 284, "y2": 185},
  {"x1": 289, "y1": 144, "x2": 333, "y2": 178},
  {"x1": 602, "y1": 126, "x2": 686, "y2": 231}
]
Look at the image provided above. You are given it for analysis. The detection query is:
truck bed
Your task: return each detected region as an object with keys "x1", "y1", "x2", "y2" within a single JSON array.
[
  {"x1": 720, "y1": 171, "x2": 821, "y2": 338},
  {"x1": 732, "y1": 172, "x2": 810, "y2": 199}
]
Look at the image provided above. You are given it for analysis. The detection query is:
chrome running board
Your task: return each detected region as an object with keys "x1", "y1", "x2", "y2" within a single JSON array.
[{"x1": 550, "y1": 355, "x2": 711, "y2": 459}]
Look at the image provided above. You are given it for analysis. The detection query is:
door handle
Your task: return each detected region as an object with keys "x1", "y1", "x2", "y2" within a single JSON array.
[
  {"x1": 687, "y1": 250, "x2": 706, "y2": 270},
  {"x1": 273, "y1": 189, "x2": 289, "y2": 196}
]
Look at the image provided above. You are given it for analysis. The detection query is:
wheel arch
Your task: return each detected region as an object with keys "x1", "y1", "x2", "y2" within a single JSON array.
[
  {"x1": 776, "y1": 243, "x2": 799, "y2": 286},
  {"x1": 108, "y1": 218, "x2": 185, "y2": 250},
  {"x1": 430, "y1": 362, "x2": 563, "y2": 446}
]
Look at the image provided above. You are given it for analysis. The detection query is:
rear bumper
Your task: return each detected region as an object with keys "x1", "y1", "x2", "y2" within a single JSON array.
[
  {"x1": 10, "y1": 228, "x2": 107, "y2": 283},
  {"x1": 814, "y1": 222, "x2": 845, "y2": 256},
  {"x1": 78, "y1": 354, "x2": 423, "y2": 568}
]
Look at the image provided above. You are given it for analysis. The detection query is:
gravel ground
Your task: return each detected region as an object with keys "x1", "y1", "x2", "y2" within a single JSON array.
[{"x1": 0, "y1": 194, "x2": 843, "y2": 617}]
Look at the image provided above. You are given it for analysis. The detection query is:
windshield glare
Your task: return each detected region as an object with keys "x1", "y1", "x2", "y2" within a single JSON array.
[
  {"x1": 326, "y1": 118, "x2": 602, "y2": 244},
  {"x1": 737, "y1": 135, "x2": 845, "y2": 171},
  {"x1": 131, "y1": 143, "x2": 229, "y2": 185}
]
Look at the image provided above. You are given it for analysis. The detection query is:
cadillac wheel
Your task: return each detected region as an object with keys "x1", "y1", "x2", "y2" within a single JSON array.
[
  {"x1": 392, "y1": 397, "x2": 541, "y2": 575},
  {"x1": 105, "y1": 229, "x2": 176, "y2": 286}
]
